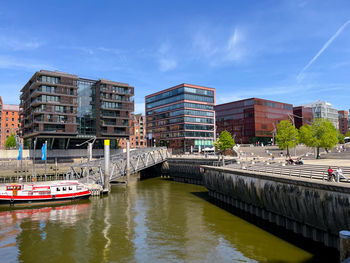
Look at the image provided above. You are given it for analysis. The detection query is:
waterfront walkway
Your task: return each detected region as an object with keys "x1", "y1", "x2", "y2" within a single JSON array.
[{"x1": 227, "y1": 161, "x2": 350, "y2": 183}]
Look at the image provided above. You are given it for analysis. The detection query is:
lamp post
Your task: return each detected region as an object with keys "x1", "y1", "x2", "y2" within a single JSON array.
[
  {"x1": 75, "y1": 136, "x2": 96, "y2": 162},
  {"x1": 288, "y1": 113, "x2": 303, "y2": 157}
]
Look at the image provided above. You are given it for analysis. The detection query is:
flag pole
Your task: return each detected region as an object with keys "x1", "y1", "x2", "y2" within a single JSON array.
[
  {"x1": 33, "y1": 138, "x2": 37, "y2": 181},
  {"x1": 44, "y1": 140, "x2": 47, "y2": 181},
  {"x1": 20, "y1": 142, "x2": 23, "y2": 178}
]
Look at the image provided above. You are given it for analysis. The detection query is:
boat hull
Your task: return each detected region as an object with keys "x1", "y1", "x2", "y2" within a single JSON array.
[{"x1": 0, "y1": 193, "x2": 91, "y2": 206}]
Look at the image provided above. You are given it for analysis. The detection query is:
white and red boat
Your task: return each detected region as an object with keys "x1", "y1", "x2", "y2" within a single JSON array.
[{"x1": 0, "y1": 181, "x2": 91, "y2": 206}]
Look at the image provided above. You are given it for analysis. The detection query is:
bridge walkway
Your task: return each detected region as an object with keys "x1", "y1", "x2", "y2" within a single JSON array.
[{"x1": 67, "y1": 147, "x2": 169, "y2": 185}]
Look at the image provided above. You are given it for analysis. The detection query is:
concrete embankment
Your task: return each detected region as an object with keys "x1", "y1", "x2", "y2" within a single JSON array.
[
  {"x1": 202, "y1": 166, "x2": 350, "y2": 250},
  {"x1": 165, "y1": 157, "x2": 235, "y2": 185}
]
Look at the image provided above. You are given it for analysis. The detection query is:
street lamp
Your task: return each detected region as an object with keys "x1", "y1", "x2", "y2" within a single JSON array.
[
  {"x1": 76, "y1": 136, "x2": 96, "y2": 162},
  {"x1": 288, "y1": 113, "x2": 303, "y2": 156}
]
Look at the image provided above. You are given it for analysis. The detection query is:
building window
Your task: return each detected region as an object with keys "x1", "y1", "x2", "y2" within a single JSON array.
[
  {"x1": 12, "y1": 112, "x2": 14, "y2": 115},
  {"x1": 12, "y1": 118, "x2": 14, "y2": 121}
]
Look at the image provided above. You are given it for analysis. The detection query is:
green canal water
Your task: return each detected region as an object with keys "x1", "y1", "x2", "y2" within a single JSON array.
[{"x1": 0, "y1": 178, "x2": 331, "y2": 262}]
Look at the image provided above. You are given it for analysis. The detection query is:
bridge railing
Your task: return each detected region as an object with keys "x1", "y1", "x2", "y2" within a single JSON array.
[
  {"x1": 109, "y1": 147, "x2": 168, "y2": 181},
  {"x1": 65, "y1": 147, "x2": 169, "y2": 184}
]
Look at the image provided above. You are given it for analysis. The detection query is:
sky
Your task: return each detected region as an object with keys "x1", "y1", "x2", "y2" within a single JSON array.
[{"x1": 1, "y1": 0, "x2": 350, "y2": 114}]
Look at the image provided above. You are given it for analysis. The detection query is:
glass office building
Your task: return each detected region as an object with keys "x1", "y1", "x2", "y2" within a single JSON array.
[
  {"x1": 215, "y1": 98, "x2": 293, "y2": 144},
  {"x1": 303, "y1": 101, "x2": 339, "y2": 129},
  {"x1": 146, "y1": 84, "x2": 215, "y2": 153}
]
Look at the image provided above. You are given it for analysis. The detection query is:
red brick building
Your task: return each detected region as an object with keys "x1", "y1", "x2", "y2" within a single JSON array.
[
  {"x1": 293, "y1": 106, "x2": 313, "y2": 129},
  {"x1": 215, "y1": 98, "x2": 293, "y2": 144},
  {"x1": 0, "y1": 96, "x2": 20, "y2": 148},
  {"x1": 119, "y1": 113, "x2": 146, "y2": 148},
  {"x1": 338, "y1": 110, "x2": 348, "y2": 135}
]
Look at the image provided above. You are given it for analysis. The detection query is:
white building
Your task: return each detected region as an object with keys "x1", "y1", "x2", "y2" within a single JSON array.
[{"x1": 303, "y1": 100, "x2": 339, "y2": 129}]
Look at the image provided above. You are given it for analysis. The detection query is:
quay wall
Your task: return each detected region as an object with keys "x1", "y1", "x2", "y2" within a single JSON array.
[
  {"x1": 166, "y1": 158, "x2": 235, "y2": 185},
  {"x1": 202, "y1": 166, "x2": 350, "y2": 249}
]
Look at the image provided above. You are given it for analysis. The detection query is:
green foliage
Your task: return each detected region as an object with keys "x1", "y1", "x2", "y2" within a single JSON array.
[
  {"x1": 299, "y1": 118, "x2": 338, "y2": 157},
  {"x1": 345, "y1": 131, "x2": 350, "y2": 138},
  {"x1": 276, "y1": 120, "x2": 298, "y2": 154},
  {"x1": 23, "y1": 139, "x2": 30, "y2": 149},
  {"x1": 338, "y1": 133, "x2": 345, "y2": 144},
  {"x1": 5, "y1": 134, "x2": 17, "y2": 149},
  {"x1": 214, "y1": 130, "x2": 235, "y2": 152}
]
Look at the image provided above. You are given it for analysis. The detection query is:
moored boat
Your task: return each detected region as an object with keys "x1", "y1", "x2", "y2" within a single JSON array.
[{"x1": 0, "y1": 181, "x2": 91, "y2": 206}]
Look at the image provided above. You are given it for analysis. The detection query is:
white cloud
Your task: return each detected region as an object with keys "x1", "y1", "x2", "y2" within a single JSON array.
[
  {"x1": 0, "y1": 36, "x2": 43, "y2": 50},
  {"x1": 192, "y1": 27, "x2": 247, "y2": 66},
  {"x1": 159, "y1": 58, "x2": 177, "y2": 72},
  {"x1": 157, "y1": 42, "x2": 177, "y2": 72},
  {"x1": 0, "y1": 55, "x2": 54, "y2": 71}
]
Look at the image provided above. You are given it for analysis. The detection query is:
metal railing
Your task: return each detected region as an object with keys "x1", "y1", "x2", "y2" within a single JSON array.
[
  {"x1": 228, "y1": 162, "x2": 350, "y2": 183},
  {"x1": 66, "y1": 147, "x2": 169, "y2": 184}
]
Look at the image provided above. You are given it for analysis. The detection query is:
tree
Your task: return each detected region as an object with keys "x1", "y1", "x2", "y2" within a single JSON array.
[
  {"x1": 299, "y1": 118, "x2": 338, "y2": 158},
  {"x1": 338, "y1": 133, "x2": 345, "y2": 144},
  {"x1": 345, "y1": 131, "x2": 350, "y2": 138},
  {"x1": 214, "y1": 130, "x2": 235, "y2": 152},
  {"x1": 275, "y1": 120, "x2": 298, "y2": 156},
  {"x1": 5, "y1": 134, "x2": 17, "y2": 149},
  {"x1": 214, "y1": 131, "x2": 235, "y2": 165},
  {"x1": 24, "y1": 139, "x2": 30, "y2": 149}
]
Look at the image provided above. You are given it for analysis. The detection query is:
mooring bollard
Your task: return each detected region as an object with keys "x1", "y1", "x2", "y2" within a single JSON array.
[{"x1": 339, "y1": 230, "x2": 350, "y2": 262}]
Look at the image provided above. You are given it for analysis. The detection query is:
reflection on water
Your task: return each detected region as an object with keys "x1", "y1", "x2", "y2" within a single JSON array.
[{"x1": 0, "y1": 178, "x2": 320, "y2": 263}]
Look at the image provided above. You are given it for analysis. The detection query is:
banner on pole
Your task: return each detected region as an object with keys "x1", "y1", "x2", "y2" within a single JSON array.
[
  {"x1": 41, "y1": 143, "x2": 46, "y2": 161},
  {"x1": 17, "y1": 144, "x2": 22, "y2": 160}
]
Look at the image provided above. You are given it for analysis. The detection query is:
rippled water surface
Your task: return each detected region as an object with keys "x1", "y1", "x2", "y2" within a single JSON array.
[{"x1": 0, "y1": 178, "x2": 321, "y2": 262}]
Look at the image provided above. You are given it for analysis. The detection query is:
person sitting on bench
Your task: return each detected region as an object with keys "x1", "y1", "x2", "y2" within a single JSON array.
[
  {"x1": 328, "y1": 167, "x2": 336, "y2": 181},
  {"x1": 336, "y1": 167, "x2": 347, "y2": 182},
  {"x1": 295, "y1": 157, "x2": 303, "y2": 165}
]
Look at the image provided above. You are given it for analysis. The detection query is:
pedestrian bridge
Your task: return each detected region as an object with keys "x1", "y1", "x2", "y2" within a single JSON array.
[{"x1": 66, "y1": 147, "x2": 169, "y2": 184}]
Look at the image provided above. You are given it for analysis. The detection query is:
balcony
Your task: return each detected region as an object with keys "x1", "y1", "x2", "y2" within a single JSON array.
[{"x1": 101, "y1": 131, "x2": 127, "y2": 136}]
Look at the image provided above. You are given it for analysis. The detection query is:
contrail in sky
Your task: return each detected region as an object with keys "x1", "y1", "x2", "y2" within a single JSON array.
[{"x1": 298, "y1": 19, "x2": 350, "y2": 80}]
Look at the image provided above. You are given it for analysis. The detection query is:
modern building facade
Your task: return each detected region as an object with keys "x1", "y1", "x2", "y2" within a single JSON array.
[
  {"x1": 20, "y1": 70, "x2": 134, "y2": 149},
  {"x1": 0, "y1": 96, "x2": 20, "y2": 148},
  {"x1": 215, "y1": 98, "x2": 293, "y2": 144},
  {"x1": 145, "y1": 84, "x2": 215, "y2": 153},
  {"x1": 119, "y1": 113, "x2": 146, "y2": 148},
  {"x1": 338, "y1": 110, "x2": 348, "y2": 135},
  {"x1": 293, "y1": 106, "x2": 313, "y2": 129},
  {"x1": 303, "y1": 101, "x2": 339, "y2": 129}
]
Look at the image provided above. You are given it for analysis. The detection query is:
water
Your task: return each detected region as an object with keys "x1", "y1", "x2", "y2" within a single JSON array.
[{"x1": 0, "y1": 178, "x2": 326, "y2": 262}]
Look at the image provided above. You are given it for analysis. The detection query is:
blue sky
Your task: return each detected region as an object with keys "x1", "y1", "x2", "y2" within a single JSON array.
[{"x1": 1, "y1": 0, "x2": 350, "y2": 114}]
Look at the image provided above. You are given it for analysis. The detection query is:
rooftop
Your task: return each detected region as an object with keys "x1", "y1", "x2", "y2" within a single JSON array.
[{"x1": 2, "y1": 104, "x2": 19, "y2": 111}]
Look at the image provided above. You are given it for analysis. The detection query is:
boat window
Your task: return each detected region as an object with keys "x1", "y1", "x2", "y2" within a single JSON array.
[
  {"x1": 7, "y1": 186, "x2": 13, "y2": 190},
  {"x1": 13, "y1": 186, "x2": 17, "y2": 190},
  {"x1": 18, "y1": 186, "x2": 21, "y2": 190},
  {"x1": 63, "y1": 187, "x2": 66, "y2": 191},
  {"x1": 68, "y1": 187, "x2": 73, "y2": 191},
  {"x1": 77, "y1": 186, "x2": 82, "y2": 191},
  {"x1": 56, "y1": 187, "x2": 60, "y2": 191}
]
